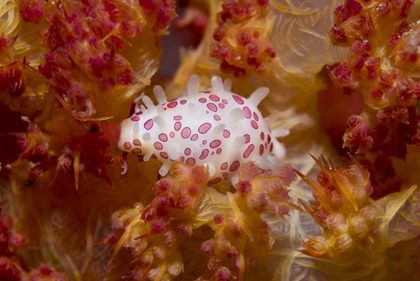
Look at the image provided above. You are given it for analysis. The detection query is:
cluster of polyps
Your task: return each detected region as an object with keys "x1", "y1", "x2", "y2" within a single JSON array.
[
  {"x1": 328, "y1": 0, "x2": 420, "y2": 194},
  {"x1": 12, "y1": 122, "x2": 55, "y2": 185},
  {"x1": 110, "y1": 163, "x2": 209, "y2": 281},
  {"x1": 138, "y1": 0, "x2": 177, "y2": 31},
  {"x1": 298, "y1": 156, "x2": 380, "y2": 258},
  {"x1": 56, "y1": 124, "x2": 115, "y2": 189},
  {"x1": 0, "y1": 201, "x2": 69, "y2": 280},
  {"x1": 35, "y1": 0, "x2": 149, "y2": 120},
  {"x1": 197, "y1": 162, "x2": 297, "y2": 281},
  {"x1": 0, "y1": 58, "x2": 28, "y2": 97},
  {"x1": 110, "y1": 161, "x2": 297, "y2": 281},
  {"x1": 210, "y1": 0, "x2": 275, "y2": 76}
]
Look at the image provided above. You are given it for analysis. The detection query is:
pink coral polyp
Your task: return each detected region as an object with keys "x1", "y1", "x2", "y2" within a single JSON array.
[
  {"x1": 18, "y1": 0, "x2": 45, "y2": 23},
  {"x1": 299, "y1": 156, "x2": 380, "y2": 258}
]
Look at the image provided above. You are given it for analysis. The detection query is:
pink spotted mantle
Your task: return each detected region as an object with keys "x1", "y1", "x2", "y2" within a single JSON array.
[{"x1": 118, "y1": 75, "x2": 288, "y2": 185}]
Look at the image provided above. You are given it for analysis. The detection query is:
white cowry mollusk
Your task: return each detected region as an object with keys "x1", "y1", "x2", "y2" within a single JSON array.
[{"x1": 118, "y1": 75, "x2": 288, "y2": 185}]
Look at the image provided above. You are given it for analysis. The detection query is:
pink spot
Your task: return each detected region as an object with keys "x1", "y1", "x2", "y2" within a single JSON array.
[
  {"x1": 136, "y1": 111, "x2": 142, "y2": 115},
  {"x1": 209, "y1": 94, "x2": 220, "y2": 101},
  {"x1": 214, "y1": 214, "x2": 223, "y2": 224},
  {"x1": 259, "y1": 144, "x2": 264, "y2": 155},
  {"x1": 251, "y1": 120, "x2": 259, "y2": 129},
  {"x1": 174, "y1": 115, "x2": 182, "y2": 120},
  {"x1": 154, "y1": 142, "x2": 163, "y2": 150},
  {"x1": 198, "y1": 122, "x2": 212, "y2": 134},
  {"x1": 260, "y1": 132, "x2": 265, "y2": 140},
  {"x1": 199, "y1": 149, "x2": 209, "y2": 160},
  {"x1": 222, "y1": 99, "x2": 228, "y2": 104},
  {"x1": 216, "y1": 148, "x2": 222, "y2": 154},
  {"x1": 186, "y1": 158, "x2": 196, "y2": 165},
  {"x1": 158, "y1": 133, "x2": 168, "y2": 142},
  {"x1": 167, "y1": 101, "x2": 177, "y2": 108},
  {"x1": 181, "y1": 127, "x2": 191, "y2": 139},
  {"x1": 151, "y1": 218, "x2": 165, "y2": 233},
  {"x1": 170, "y1": 132, "x2": 175, "y2": 138},
  {"x1": 223, "y1": 130, "x2": 230, "y2": 138},
  {"x1": 218, "y1": 103, "x2": 225, "y2": 109},
  {"x1": 174, "y1": 122, "x2": 182, "y2": 131},
  {"x1": 229, "y1": 161, "x2": 240, "y2": 172},
  {"x1": 180, "y1": 99, "x2": 187, "y2": 105},
  {"x1": 144, "y1": 119, "x2": 154, "y2": 130},
  {"x1": 131, "y1": 148, "x2": 142, "y2": 154},
  {"x1": 180, "y1": 156, "x2": 185, "y2": 162},
  {"x1": 210, "y1": 140, "x2": 221, "y2": 148},
  {"x1": 237, "y1": 181, "x2": 252, "y2": 193},
  {"x1": 213, "y1": 115, "x2": 221, "y2": 121},
  {"x1": 202, "y1": 140, "x2": 207, "y2": 145},
  {"x1": 124, "y1": 142, "x2": 132, "y2": 150},
  {"x1": 199, "y1": 98, "x2": 207, "y2": 103},
  {"x1": 221, "y1": 162, "x2": 228, "y2": 170},
  {"x1": 160, "y1": 152, "x2": 168, "y2": 159},
  {"x1": 191, "y1": 134, "x2": 198, "y2": 141},
  {"x1": 223, "y1": 172, "x2": 228, "y2": 178},
  {"x1": 203, "y1": 90, "x2": 211, "y2": 93},
  {"x1": 243, "y1": 106, "x2": 251, "y2": 119},
  {"x1": 233, "y1": 95, "x2": 244, "y2": 105},
  {"x1": 253, "y1": 112, "x2": 259, "y2": 121},
  {"x1": 208, "y1": 177, "x2": 222, "y2": 184},
  {"x1": 207, "y1": 103, "x2": 218, "y2": 112},
  {"x1": 131, "y1": 116, "x2": 140, "y2": 122},
  {"x1": 267, "y1": 134, "x2": 271, "y2": 144},
  {"x1": 133, "y1": 139, "x2": 141, "y2": 146},
  {"x1": 265, "y1": 142, "x2": 268, "y2": 149},
  {"x1": 184, "y1": 148, "x2": 191, "y2": 155},
  {"x1": 243, "y1": 144, "x2": 255, "y2": 158},
  {"x1": 244, "y1": 134, "x2": 250, "y2": 143}
]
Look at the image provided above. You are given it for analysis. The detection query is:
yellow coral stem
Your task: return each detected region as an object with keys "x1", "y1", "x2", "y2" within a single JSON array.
[
  {"x1": 298, "y1": 199, "x2": 316, "y2": 219},
  {"x1": 108, "y1": 216, "x2": 143, "y2": 267},
  {"x1": 333, "y1": 172, "x2": 360, "y2": 212},
  {"x1": 155, "y1": 263, "x2": 168, "y2": 281},
  {"x1": 238, "y1": 243, "x2": 245, "y2": 281},
  {"x1": 227, "y1": 192, "x2": 253, "y2": 241},
  {"x1": 268, "y1": 195, "x2": 305, "y2": 212},
  {"x1": 294, "y1": 169, "x2": 332, "y2": 212},
  {"x1": 73, "y1": 152, "x2": 81, "y2": 190}
]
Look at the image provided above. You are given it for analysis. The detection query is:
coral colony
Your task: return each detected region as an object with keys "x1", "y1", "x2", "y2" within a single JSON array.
[{"x1": 1, "y1": 0, "x2": 420, "y2": 280}]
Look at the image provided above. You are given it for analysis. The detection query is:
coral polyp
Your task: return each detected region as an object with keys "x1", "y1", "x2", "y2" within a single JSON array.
[{"x1": 118, "y1": 75, "x2": 288, "y2": 185}]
